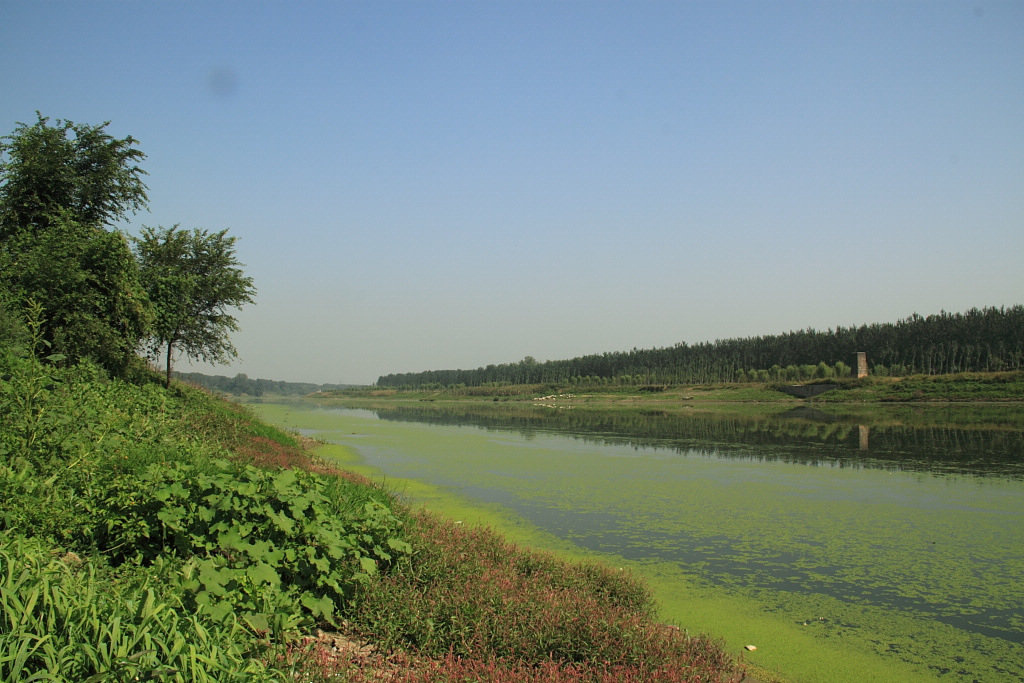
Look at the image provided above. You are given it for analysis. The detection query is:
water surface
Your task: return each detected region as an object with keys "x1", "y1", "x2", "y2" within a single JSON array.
[{"x1": 252, "y1": 401, "x2": 1024, "y2": 681}]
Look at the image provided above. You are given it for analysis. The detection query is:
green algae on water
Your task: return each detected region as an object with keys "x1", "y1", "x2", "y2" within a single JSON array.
[{"x1": 249, "y1": 400, "x2": 1024, "y2": 682}]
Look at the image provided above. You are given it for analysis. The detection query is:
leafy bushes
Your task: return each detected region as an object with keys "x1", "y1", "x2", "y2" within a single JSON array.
[
  {"x1": 100, "y1": 459, "x2": 410, "y2": 630},
  {"x1": 0, "y1": 352, "x2": 412, "y2": 679}
]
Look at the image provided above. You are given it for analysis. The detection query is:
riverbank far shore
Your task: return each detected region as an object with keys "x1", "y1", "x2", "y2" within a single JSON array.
[{"x1": 308, "y1": 371, "x2": 1024, "y2": 412}]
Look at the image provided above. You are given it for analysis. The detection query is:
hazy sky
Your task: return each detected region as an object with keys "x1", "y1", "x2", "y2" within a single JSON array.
[{"x1": 3, "y1": 1, "x2": 1022, "y2": 384}]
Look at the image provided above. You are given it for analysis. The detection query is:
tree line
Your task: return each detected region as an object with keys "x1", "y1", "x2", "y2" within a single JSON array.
[
  {"x1": 377, "y1": 305, "x2": 1024, "y2": 389},
  {"x1": 174, "y1": 371, "x2": 353, "y2": 397},
  {"x1": 0, "y1": 113, "x2": 255, "y2": 386}
]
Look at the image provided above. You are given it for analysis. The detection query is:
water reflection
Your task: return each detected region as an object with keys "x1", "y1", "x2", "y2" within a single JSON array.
[{"x1": 355, "y1": 402, "x2": 1024, "y2": 478}]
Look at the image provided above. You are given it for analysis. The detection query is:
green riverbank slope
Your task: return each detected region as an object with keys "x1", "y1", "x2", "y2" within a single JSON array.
[{"x1": 0, "y1": 351, "x2": 749, "y2": 682}]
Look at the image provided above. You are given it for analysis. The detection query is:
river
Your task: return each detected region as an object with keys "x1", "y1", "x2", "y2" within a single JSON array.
[{"x1": 250, "y1": 400, "x2": 1024, "y2": 682}]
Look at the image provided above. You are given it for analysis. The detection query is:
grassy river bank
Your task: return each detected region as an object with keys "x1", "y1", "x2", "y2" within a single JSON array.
[
  {"x1": 8, "y1": 359, "x2": 1015, "y2": 679},
  {"x1": 0, "y1": 353, "x2": 748, "y2": 682}
]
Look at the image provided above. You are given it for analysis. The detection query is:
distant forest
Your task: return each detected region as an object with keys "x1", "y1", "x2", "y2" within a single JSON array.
[
  {"x1": 377, "y1": 306, "x2": 1024, "y2": 389},
  {"x1": 175, "y1": 372, "x2": 352, "y2": 396}
]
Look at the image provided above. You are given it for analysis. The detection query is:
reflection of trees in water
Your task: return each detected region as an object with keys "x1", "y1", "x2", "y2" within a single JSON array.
[{"x1": 368, "y1": 404, "x2": 1024, "y2": 478}]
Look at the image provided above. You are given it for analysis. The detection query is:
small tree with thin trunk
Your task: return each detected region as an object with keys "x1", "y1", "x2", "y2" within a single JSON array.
[{"x1": 133, "y1": 225, "x2": 255, "y2": 387}]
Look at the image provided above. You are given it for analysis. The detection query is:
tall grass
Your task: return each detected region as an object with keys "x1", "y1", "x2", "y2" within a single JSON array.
[
  {"x1": 0, "y1": 536, "x2": 278, "y2": 681},
  {"x1": 344, "y1": 513, "x2": 743, "y2": 681}
]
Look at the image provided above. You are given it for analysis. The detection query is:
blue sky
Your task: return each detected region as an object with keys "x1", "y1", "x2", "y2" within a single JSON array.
[{"x1": 3, "y1": 1, "x2": 1022, "y2": 384}]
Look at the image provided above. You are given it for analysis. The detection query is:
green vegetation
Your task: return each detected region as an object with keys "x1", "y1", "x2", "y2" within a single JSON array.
[
  {"x1": 813, "y1": 371, "x2": 1024, "y2": 402},
  {"x1": 0, "y1": 114, "x2": 254, "y2": 383},
  {"x1": 376, "y1": 305, "x2": 1024, "y2": 388},
  {"x1": 0, "y1": 536, "x2": 274, "y2": 681},
  {"x1": 0, "y1": 113, "x2": 148, "y2": 237},
  {"x1": 0, "y1": 346, "x2": 404, "y2": 677},
  {"x1": 0, "y1": 349, "x2": 746, "y2": 680}
]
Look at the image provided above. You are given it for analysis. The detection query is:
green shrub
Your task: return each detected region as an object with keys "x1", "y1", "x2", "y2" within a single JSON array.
[
  {"x1": 101, "y1": 459, "x2": 411, "y2": 630},
  {"x1": 0, "y1": 351, "x2": 412, "y2": 638}
]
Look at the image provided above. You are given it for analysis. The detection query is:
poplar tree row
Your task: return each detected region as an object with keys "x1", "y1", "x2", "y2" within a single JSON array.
[{"x1": 378, "y1": 305, "x2": 1024, "y2": 389}]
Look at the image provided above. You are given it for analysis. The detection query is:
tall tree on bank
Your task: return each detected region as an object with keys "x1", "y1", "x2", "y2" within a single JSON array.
[
  {"x1": 0, "y1": 113, "x2": 148, "y2": 239},
  {"x1": 0, "y1": 114, "x2": 151, "y2": 373},
  {"x1": 133, "y1": 226, "x2": 256, "y2": 387}
]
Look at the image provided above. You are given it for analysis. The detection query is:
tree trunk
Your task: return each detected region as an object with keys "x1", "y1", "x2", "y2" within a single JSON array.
[{"x1": 165, "y1": 341, "x2": 174, "y2": 388}]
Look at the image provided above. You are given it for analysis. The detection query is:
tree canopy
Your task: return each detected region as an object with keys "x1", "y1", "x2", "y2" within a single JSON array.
[
  {"x1": 0, "y1": 115, "x2": 152, "y2": 373},
  {"x1": 0, "y1": 113, "x2": 148, "y2": 239},
  {"x1": 133, "y1": 225, "x2": 256, "y2": 387},
  {"x1": 2, "y1": 114, "x2": 255, "y2": 381},
  {"x1": 0, "y1": 213, "x2": 151, "y2": 373}
]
